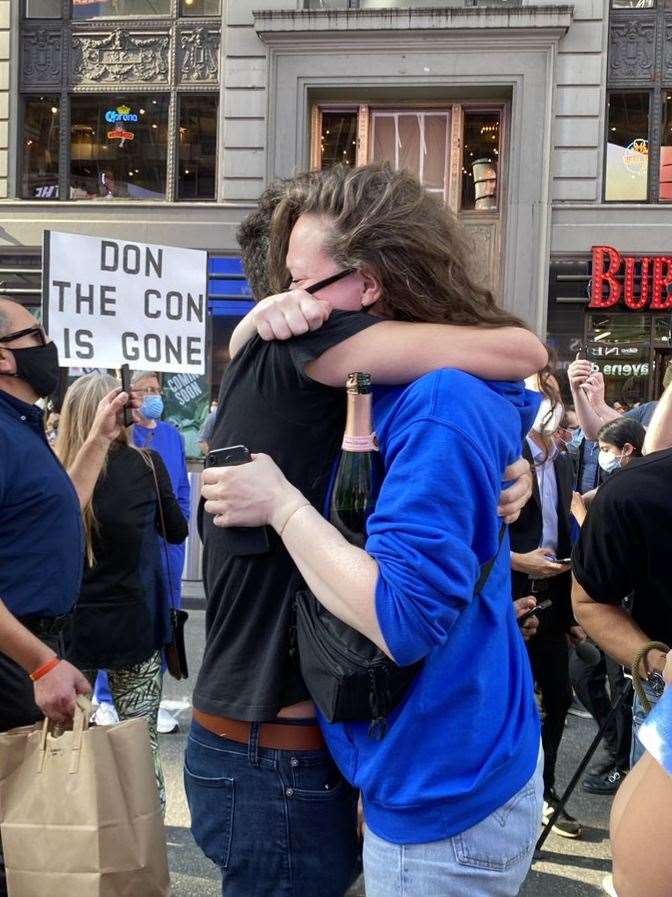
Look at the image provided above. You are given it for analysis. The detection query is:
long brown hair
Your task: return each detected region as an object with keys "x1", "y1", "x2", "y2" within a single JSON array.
[
  {"x1": 55, "y1": 373, "x2": 127, "y2": 565},
  {"x1": 268, "y1": 163, "x2": 526, "y2": 329}
]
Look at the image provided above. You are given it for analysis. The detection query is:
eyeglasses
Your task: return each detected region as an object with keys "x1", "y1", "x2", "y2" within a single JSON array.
[
  {"x1": 134, "y1": 386, "x2": 162, "y2": 396},
  {"x1": 304, "y1": 268, "x2": 356, "y2": 296},
  {"x1": 0, "y1": 325, "x2": 47, "y2": 346}
]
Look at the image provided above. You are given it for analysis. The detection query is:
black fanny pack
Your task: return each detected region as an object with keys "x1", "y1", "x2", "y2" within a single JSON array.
[{"x1": 295, "y1": 524, "x2": 506, "y2": 739}]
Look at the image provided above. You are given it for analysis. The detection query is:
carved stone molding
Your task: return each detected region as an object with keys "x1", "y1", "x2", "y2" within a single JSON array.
[
  {"x1": 21, "y1": 29, "x2": 63, "y2": 89},
  {"x1": 608, "y1": 17, "x2": 656, "y2": 82},
  {"x1": 178, "y1": 27, "x2": 220, "y2": 83},
  {"x1": 70, "y1": 29, "x2": 170, "y2": 86}
]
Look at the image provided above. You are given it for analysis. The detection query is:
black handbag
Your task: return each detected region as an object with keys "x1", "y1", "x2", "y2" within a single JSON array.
[
  {"x1": 294, "y1": 524, "x2": 506, "y2": 739},
  {"x1": 143, "y1": 451, "x2": 189, "y2": 681}
]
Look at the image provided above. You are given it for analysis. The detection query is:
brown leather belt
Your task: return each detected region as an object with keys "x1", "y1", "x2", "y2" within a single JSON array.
[{"x1": 193, "y1": 709, "x2": 326, "y2": 751}]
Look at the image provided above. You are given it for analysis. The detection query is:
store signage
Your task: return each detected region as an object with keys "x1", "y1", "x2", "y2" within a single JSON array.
[
  {"x1": 105, "y1": 105, "x2": 138, "y2": 125},
  {"x1": 590, "y1": 245, "x2": 672, "y2": 311},
  {"x1": 105, "y1": 105, "x2": 137, "y2": 146},
  {"x1": 43, "y1": 231, "x2": 207, "y2": 374}
]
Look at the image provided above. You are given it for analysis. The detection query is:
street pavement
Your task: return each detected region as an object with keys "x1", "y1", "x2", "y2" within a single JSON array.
[{"x1": 160, "y1": 597, "x2": 613, "y2": 897}]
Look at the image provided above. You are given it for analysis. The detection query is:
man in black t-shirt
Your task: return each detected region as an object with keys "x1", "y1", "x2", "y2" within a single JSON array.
[{"x1": 572, "y1": 449, "x2": 672, "y2": 767}]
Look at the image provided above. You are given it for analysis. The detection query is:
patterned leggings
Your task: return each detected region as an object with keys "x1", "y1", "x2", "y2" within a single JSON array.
[{"x1": 84, "y1": 650, "x2": 165, "y2": 810}]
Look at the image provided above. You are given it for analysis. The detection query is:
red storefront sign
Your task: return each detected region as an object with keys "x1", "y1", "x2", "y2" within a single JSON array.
[{"x1": 590, "y1": 246, "x2": 672, "y2": 310}]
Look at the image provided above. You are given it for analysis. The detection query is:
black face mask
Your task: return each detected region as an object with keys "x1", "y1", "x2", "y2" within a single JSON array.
[{"x1": 10, "y1": 341, "x2": 61, "y2": 398}]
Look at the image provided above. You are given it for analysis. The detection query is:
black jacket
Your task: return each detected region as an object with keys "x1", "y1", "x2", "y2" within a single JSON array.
[
  {"x1": 509, "y1": 441, "x2": 574, "y2": 633},
  {"x1": 68, "y1": 445, "x2": 188, "y2": 669}
]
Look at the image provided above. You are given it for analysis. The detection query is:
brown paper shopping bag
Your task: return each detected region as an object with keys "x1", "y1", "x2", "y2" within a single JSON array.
[{"x1": 0, "y1": 697, "x2": 170, "y2": 897}]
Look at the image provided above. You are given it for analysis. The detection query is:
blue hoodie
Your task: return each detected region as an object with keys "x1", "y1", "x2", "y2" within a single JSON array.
[{"x1": 319, "y1": 369, "x2": 541, "y2": 845}]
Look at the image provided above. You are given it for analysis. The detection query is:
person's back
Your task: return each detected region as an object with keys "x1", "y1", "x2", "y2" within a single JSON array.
[
  {"x1": 322, "y1": 370, "x2": 540, "y2": 842},
  {"x1": 574, "y1": 448, "x2": 672, "y2": 646},
  {"x1": 198, "y1": 312, "x2": 379, "y2": 719}
]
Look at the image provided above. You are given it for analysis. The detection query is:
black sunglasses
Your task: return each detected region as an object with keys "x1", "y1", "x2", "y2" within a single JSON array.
[
  {"x1": 304, "y1": 268, "x2": 356, "y2": 296},
  {"x1": 0, "y1": 326, "x2": 47, "y2": 346}
]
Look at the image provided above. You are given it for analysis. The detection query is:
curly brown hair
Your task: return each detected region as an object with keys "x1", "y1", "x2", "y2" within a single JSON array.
[{"x1": 268, "y1": 163, "x2": 526, "y2": 329}]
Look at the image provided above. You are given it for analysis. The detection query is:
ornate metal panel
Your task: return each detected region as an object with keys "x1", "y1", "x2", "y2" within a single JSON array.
[
  {"x1": 663, "y1": 17, "x2": 672, "y2": 84},
  {"x1": 608, "y1": 14, "x2": 656, "y2": 83},
  {"x1": 70, "y1": 28, "x2": 171, "y2": 86},
  {"x1": 178, "y1": 27, "x2": 220, "y2": 83},
  {"x1": 21, "y1": 29, "x2": 63, "y2": 89}
]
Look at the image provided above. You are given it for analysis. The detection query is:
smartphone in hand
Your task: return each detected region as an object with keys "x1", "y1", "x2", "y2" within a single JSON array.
[
  {"x1": 120, "y1": 363, "x2": 134, "y2": 428},
  {"x1": 518, "y1": 598, "x2": 552, "y2": 626},
  {"x1": 205, "y1": 445, "x2": 270, "y2": 556}
]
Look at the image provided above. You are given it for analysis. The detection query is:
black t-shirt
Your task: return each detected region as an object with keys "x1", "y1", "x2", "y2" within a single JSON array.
[
  {"x1": 572, "y1": 449, "x2": 672, "y2": 647},
  {"x1": 196, "y1": 311, "x2": 381, "y2": 720}
]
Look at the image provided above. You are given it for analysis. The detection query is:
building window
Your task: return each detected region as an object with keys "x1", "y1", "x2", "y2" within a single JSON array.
[
  {"x1": 70, "y1": 95, "x2": 169, "y2": 199},
  {"x1": 177, "y1": 95, "x2": 218, "y2": 200},
  {"x1": 319, "y1": 110, "x2": 358, "y2": 169},
  {"x1": 610, "y1": 0, "x2": 655, "y2": 5},
  {"x1": 22, "y1": 96, "x2": 60, "y2": 199},
  {"x1": 660, "y1": 94, "x2": 672, "y2": 200},
  {"x1": 180, "y1": 0, "x2": 221, "y2": 14},
  {"x1": 25, "y1": 0, "x2": 62, "y2": 17},
  {"x1": 371, "y1": 111, "x2": 450, "y2": 199},
  {"x1": 461, "y1": 110, "x2": 500, "y2": 210},
  {"x1": 71, "y1": 0, "x2": 171, "y2": 18},
  {"x1": 605, "y1": 92, "x2": 650, "y2": 201}
]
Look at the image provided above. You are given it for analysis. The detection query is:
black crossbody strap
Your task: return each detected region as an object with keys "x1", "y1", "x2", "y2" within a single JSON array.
[
  {"x1": 474, "y1": 522, "x2": 507, "y2": 596},
  {"x1": 140, "y1": 449, "x2": 177, "y2": 612}
]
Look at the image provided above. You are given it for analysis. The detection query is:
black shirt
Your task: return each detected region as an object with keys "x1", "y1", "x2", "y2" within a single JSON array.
[
  {"x1": 572, "y1": 449, "x2": 672, "y2": 647},
  {"x1": 68, "y1": 445, "x2": 188, "y2": 670},
  {"x1": 196, "y1": 311, "x2": 381, "y2": 720}
]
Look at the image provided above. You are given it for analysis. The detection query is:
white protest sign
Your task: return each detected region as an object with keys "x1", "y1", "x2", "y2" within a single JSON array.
[{"x1": 43, "y1": 230, "x2": 207, "y2": 374}]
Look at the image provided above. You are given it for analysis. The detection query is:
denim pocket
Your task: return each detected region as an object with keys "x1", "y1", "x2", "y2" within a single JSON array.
[
  {"x1": 184, "y1": 762, "x2": 235, "y2": 869},
  {"x1": 453, "y1": 782, "x2": 538, "y2": 872},
  {"x1": 289, "y1": 751, "x2": 347, "y2": 800}
]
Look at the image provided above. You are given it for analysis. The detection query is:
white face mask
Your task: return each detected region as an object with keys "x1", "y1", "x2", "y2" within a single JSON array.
[
  {"x1": 532, "y1": 397, "x2": 565, "y2": 436},
  {"x1": 598, "y1": 449, "x2": 621, "y2": 474}
]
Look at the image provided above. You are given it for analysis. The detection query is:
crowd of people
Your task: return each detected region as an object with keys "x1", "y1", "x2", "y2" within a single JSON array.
[{"x1": 1, "y1": 162, "x2": 672, "y2": 897}]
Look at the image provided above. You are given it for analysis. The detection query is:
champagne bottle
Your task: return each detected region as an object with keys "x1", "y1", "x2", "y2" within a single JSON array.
[{"x1": 329, "y1": 372, "x2": 384, "y2": 547}]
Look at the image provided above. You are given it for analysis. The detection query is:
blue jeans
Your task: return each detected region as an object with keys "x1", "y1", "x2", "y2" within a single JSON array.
[
  {"x1": 184, "y1": 720, "x2": 359, "y2": 897},
  {"x1": 362, "y1": 745, "x2": 544, "y2": 897},
  {"x1": 631, "y1": 680, "x2": 660, "y2": 767}
]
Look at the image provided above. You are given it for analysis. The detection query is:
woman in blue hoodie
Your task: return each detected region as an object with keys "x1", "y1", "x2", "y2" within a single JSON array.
[{"x1": 202, "y1": 165, "x2": 543, "y2": 897}]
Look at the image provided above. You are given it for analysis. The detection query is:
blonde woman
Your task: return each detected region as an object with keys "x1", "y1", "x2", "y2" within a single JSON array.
[{"x1": 56, "y1": 373, "x2": 188, "y2": 808}]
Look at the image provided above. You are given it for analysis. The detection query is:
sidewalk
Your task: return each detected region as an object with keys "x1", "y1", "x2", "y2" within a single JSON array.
[{"x1": 162, "y1": 609, "x2": 614, "y2": 897}]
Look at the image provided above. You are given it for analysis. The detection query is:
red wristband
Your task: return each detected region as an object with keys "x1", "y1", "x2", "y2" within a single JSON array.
[{"x1": 29, "y1": 657, "x2": 60, "y2": 682}]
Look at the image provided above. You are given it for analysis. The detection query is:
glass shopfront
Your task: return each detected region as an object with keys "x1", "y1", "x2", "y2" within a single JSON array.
[
  {"x1": 70, "y1": 94, "x2": 169, "y2": 199},
  {"x1": 548, "y1": 250, "x2": 672, "y2": 407}
]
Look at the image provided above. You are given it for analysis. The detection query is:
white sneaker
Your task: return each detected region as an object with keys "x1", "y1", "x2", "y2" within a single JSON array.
[
  {"x1": 602, "y1": 873, "x2": 618, "y2": 897},
  {"x1": 93, "y1": 701, "x2": 119, "y2": 726},
  {"x1": 157, "y1": 707, "x2": 179, "y2": 734}
]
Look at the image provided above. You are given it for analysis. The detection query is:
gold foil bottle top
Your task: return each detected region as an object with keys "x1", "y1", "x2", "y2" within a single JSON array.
[{"x1": 346, "y1": 372, "x2": 372, "y2": 394}]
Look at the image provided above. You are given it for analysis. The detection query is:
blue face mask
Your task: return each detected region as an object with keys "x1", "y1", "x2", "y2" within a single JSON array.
[{"x1": 141, "y1": 395, "x2": 163, "y2": 420}]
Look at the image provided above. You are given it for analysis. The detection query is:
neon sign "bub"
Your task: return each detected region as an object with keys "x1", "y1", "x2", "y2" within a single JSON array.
[{"x1": 590, "y1": 245, "x2": 672, "y2": 311}]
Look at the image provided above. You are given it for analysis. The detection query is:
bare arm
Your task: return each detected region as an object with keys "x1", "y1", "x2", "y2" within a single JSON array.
[
  {"x1": 611, "y1": 751, "x2": 672, "y2": 897},
  {"x1": 306, "y1": 321, "x2": 548, "y2": 387},
  {"x1": 572, "y1": 577, "x2": 667, "y2": 673},
  {"x1": 644, "y1": 382, "x2": 672, "y2": 453},
  {"x1": 65, "y1": 388, "x2": 135, "y2": 509},
  {"x1": 230, "y1": 289, "x2": 548, "y2": 383},
  {"x1": 567, "y1": 360, "x2": 620, "y2": 440},
  {"x1": 0, "y1": 599, "x2": 90, "y2": 722}
]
